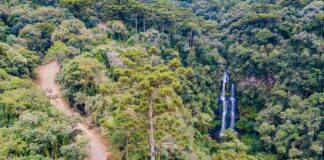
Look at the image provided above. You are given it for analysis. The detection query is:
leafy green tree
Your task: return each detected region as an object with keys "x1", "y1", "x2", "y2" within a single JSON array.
[
  {"x1": 212, "y1": 130, "x2": 257, "y2": 160},
  {"x1": 1, "y1": 1, "x2": 323, "y2": 159},
  {"x1": 29, "y1": 7, "x2": 68, "y2": 24},
  {"x1": 51, "y1": 19, "x2": 95, "y2": 51},
  {"x1": 0, "y1": 20, "x2": 9, "y2": 42},
  {"x1": 254, "y1": 28, "x2": 275, "y2": 45},
  {"x1": 19, "y1": 22, "x2": 55, "y2": 55},
  {"x1": 108, "y1": 20, "x2": 128, "y2": 40},
  {"x1": 7, "y1": 7, "x2": 31, "y2": 35},
  {"x1": 31, "y1": 0, "x2": 57, "y2": 6},
  {"x1": 85, "y1": 47, "x2": 210, "y2": 159},
  {"x1": 57, "y1": 56, "x2": 107, "y2": 112},
  {"x1": 44, "y1": 41, "x2": 80, "y2": 63},
  {"x1": 0, "y1": 70, "x2": 87, "y2": 159},
  {"x1": 0, "y1": 42, "x2": 39, "y2": 76},
  {"x1": 58, "y1": 0, "x2": 95, "y2": 27},
  {"x1": 257, "y1": 93, "x2": 323, "y2": 159}
]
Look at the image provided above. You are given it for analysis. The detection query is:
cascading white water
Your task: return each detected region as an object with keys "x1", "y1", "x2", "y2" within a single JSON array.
[
  {"x1": 230, "y1": 83, "x2": 235, "y2": 130},
  {"x1": 219, "y1": 70, "x2": 237, "y2": 136},
  {"x1": 220, "y1": 71, "x2": 229, "y2": 133}
]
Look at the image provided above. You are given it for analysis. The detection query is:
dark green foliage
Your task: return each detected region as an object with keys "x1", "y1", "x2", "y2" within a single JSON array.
[
  {"x1": 19, "y1": 22, "x2": 55, "y2": 55},
  {"x1": 212, "y1": 130, "x2": 257, "y2": 160},
  {"x1": 45, "y1": 41, "x2": 80, "y2": 63},
  {"x1": 57, "y1": 56, "x2": 107, "y2": 113},
  {"x1": 0, "y1": 43, "x2": 39, "y2": 77},
  {"x1": 0, "y1": 0, "x2": 323, "y2": 159},
  {"x1": 6, "y1": 6, "x2": 68, "y2": 35},
  {"x1": 257, "y1": 93, "x2": 323, "y2": 159},
  {"x1": 0, "y1": 70, "x2": 87, "y2": 159},
  {"x1": 0, "y1": 20, "x2": 9, "y2": 42},
  {"x1": 31, "y1": 0, "x2": 57, "y2": 6}
]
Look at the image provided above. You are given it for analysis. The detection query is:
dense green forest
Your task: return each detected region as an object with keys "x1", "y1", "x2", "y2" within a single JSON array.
[{"x1": 0, "y1": 0, "x2": 323, "y2": 159}]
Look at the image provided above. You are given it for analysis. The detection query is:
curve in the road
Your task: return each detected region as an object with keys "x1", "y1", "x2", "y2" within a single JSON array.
[{"x1": 35, "y1": 61, "x2": 109, "y2": 160}]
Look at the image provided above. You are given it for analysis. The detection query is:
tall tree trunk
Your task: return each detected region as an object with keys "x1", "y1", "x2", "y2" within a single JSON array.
[
  {"x1": 144, "y1": 16, "x2": 146, "y2": 32},
  {"x1": 168, "y1": 24, "x2": 172, "y2": 44},
  {"x1": 189, "y1": 29, "x2": 192, "y2": 48},
  {"x1": 162, "y1": 20, "x2": 164, "y2": 33},
  {"x1": 126, "y1": 139, "x2": 129, "y2": 160},
  {"x1": 135, "y1": 16, "x2": 138, "y2": 33},
  {"x1": 148, "y1": 92, "x2": 155, "y2": 160},
  {"x1": 154, "y1": 20, "x2": 157, "y2": 29}
]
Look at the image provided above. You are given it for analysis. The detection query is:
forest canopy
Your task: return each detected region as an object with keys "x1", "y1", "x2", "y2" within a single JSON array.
[{"x1": 0, "y1": 0, "x2": 323, "y2": 160}]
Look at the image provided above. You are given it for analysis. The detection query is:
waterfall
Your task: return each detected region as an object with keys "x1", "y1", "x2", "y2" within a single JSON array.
[
  {"x1": 219, "y1": 70, "x2": 237, "y2": 136},
  {"x1": 220, "y1": 70, "x2": 229, "y2": 133},
  {"x1": 230, "y1": 83, "x2": 236, "y2": 130}
]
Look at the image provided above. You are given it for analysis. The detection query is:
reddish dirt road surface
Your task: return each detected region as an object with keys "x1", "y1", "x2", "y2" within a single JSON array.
[{"x1": 36, "y1": 61, "x2": 109, "y2": 160}]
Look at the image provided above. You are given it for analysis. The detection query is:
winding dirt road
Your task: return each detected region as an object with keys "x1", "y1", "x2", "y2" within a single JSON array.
[{"x1": 35, "y1": 61, "x2": 109, "y2": 160}]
